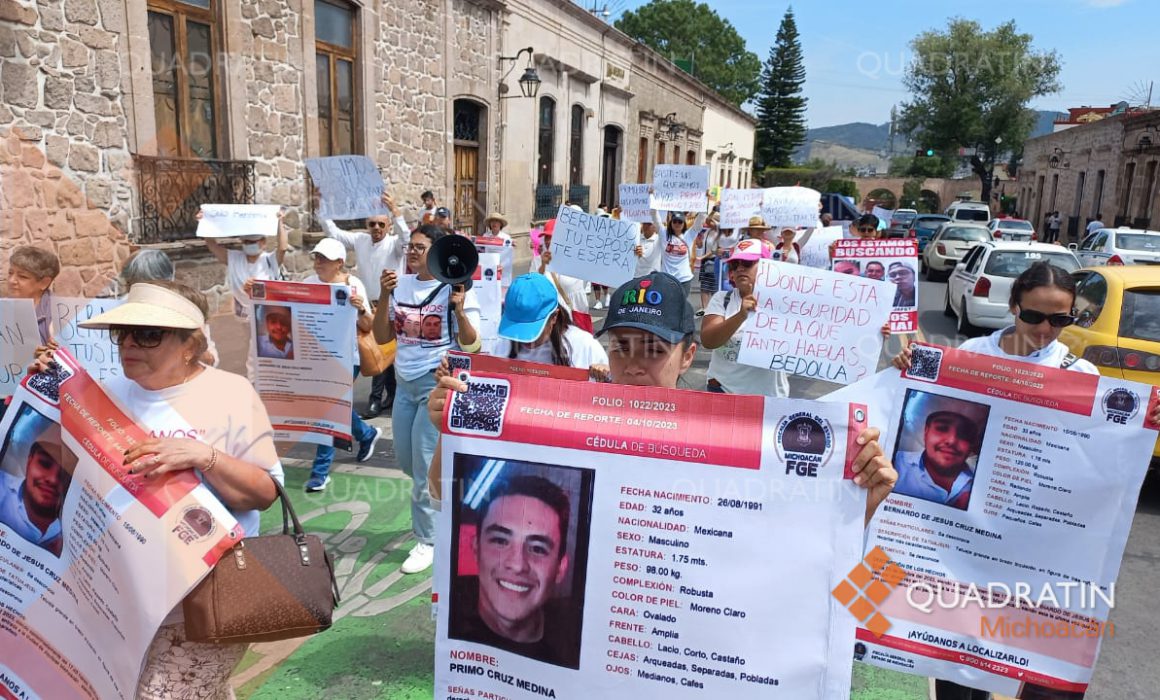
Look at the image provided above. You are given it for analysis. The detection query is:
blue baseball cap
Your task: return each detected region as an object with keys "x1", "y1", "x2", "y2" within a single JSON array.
[{"x1": 498, "y1": 274, "x2": 559, "y2": 342}]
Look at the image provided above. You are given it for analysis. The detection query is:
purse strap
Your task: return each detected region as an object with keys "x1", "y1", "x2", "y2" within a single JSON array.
[{"x1": 270, "y1": 478, "x2": 341, "y2": 604}]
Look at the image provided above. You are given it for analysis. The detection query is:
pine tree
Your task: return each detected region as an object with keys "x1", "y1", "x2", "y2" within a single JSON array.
[{"x1": 755, "y1": 7, "x2": 808, "y2": 170}]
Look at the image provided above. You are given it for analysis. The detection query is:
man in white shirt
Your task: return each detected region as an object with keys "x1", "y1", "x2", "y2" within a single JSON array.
[
  {"x1": 322, "y1": 192, "x2": 408, "y2": 418},
  {"x1": 1086, "y1": 213, "x2": 1105, "y2": 236}
]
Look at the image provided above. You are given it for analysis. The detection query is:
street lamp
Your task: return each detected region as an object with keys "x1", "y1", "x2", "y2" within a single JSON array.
[{"x1": 499, "y1": 47, "x2": 540, "y2": 99}]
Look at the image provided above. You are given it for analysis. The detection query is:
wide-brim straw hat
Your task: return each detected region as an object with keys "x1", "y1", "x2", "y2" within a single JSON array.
[
  {"x1": 78, "y1": 283, "x2": 205, "y2": 330},
  {"x1": 745, "y1": 215, "x2": 771, "y2": 230},
  {"x1": 484, "y1": 211, "x2": 509, "y2": 228}
]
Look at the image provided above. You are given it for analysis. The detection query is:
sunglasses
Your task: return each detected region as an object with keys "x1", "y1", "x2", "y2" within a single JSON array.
[
  {"x1": 367, "y1": 221, "x2": 388, "y2": 228},
  {"x1": 110, "y1": 326, "x2": 169, "y2": 348},
  {"x1": 728, "y1": 259, "x2": 757, "y2": 269},
  {"x1": 855, "y1": 226, "x2": 876, "y2": 234},
  {"x1": 1017, "y1": 308, "x2": 1076, "y2": 328}
]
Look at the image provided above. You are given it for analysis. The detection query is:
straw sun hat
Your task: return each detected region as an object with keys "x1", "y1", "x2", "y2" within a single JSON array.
[{"x1": 78, "y1": 283, "x2": 205, "y2": 330}]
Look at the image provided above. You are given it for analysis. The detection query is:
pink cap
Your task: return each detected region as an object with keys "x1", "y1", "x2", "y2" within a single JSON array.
[{"x1": 728, "y1": 238, "x2": 772, "y2": 262}]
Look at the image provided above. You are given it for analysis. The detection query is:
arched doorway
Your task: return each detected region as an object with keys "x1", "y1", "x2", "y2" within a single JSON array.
[
  {"x1": 601, "y1": 125, "x2": 622, "y2": 208},
  {"x1": 866, "y1": 187, "x2": 897, "y2": 210},
  {"x1": 453, "y1": 98, "x2": 487, "y2": 235}
]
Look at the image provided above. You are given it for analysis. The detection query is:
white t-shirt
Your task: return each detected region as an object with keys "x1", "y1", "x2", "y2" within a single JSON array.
[
  {"x1": 1086, "y1": 221, "x2": 1104, "y2": 235},
  {"x1": 661, "y1": 229, "x2": 699, "y2": 283},
  {"x1": 323, "y1": 218, "x2": 407, "y2": 301},
  {"x1": 957, "y1": 327, "x2": 1099, "y2": 374},
  {"x1": 714, "y1": 230, "x2": 741, "y2": 255},
  {"x1": 303, "y1": 273, "x2": 367, "y2": 361},
  {"x1": 705, "y1": 290, "x2": 789, "y2": 397},
  {"x1": 390, "y1": 275, "x2": 482, "y2": 380},
  {"x1": 636, "y1": 234, "x2": 663, "y2": 277},
  {"x1": 492, "y1": 325, "x2": 609, "y2": 369},
  {"x1": 227, "y1": 250, "x2": 280, "y2": 319}
]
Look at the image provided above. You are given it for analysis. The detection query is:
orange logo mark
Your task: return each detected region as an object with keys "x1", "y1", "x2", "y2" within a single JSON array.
[{"x1": 831, "y1": 546, "x2": 906, "y2": 637}]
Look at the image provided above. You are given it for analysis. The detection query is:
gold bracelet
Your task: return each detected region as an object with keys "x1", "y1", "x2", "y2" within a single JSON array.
[{"x1": 203, "y1": 446, "x2": 218, "y2": 473}]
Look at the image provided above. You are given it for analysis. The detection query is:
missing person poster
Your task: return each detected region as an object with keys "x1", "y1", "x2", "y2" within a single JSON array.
[
  {"x1": 473, "y1": 253, "x2": 503, "y2": 356},
  {"x1": 547, "y1": 206, "x2": 640, "y2": 289},
  {"x1": 0, "y1": 298, "x2": 39, "y2": 397},
  {"x1": 51, "y1": 296, "x2": 125, "y2": 382},
  {"x1": 852, "y1": 344, "x2": 1157, "y2": 697},
  {"x1": 475, "y1": 236, "x2": 515, "y2": 292},
  {"x1": 0, "y1": 349, "x2": 241, "y2": 700},
  {"x1": 446, "y1": 350, "x2": 590, "y2": 382},
  {"x1": 434, "y1": 371, "x2": 872, "y2": 700},
  {"x1": 734, "y1": 260, "x2": 896, "y2": 385},
  {"x1": 248, "y1": 280, "x2": 356, "y2": 445},
  {"x1": 832, "y1": 239, "x2": 919, "y2": 333}
]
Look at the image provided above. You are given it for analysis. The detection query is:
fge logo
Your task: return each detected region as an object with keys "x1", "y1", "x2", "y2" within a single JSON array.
[
  {"x1": 1101, "y1": 388, "x2": 1139, "y2": 425},
  {"x1": 775, "y1": 412, "x2": 834, "y2": 477}
]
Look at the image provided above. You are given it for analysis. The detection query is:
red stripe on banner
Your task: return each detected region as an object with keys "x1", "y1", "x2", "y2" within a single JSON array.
[
  {"x1": 1145, "y1": 386, "x2": 1160, "y2": 431},
  {"x1": 56, "y1": 349, "x2": 200, "y2": 517},
  {"x1": 857, "y1": 629, "x2": 1089, "y2": 693},
  {"x1": 833, "y1": 239, "x2": 919, "y2": 257},
  {"x1": 444, "y1": 372, "x2": 765, "y2": 469},
  {"x1": 202, "y1": 523, "x2": 246, "y2": 567},
  {"x1": 912, "y1": 344, "x2": 1101, "y2": 416},
  {"x1": 254, "y1": 279, "x2": 334, "y2": 304},
  {"x1": 0, "y1": 685, "x2": 19, "y2": 700},
  {"x1": 448, "y1": 351, "x2": 590, "y2": 382},
  {"x1": 843, "y1": 403, "x2": 869, "y2": 480}
]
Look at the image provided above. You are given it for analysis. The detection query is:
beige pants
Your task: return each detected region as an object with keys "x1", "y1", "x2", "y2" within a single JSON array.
[{"x1": 135, "y1": 623, "x2": 247, "y2": 700}]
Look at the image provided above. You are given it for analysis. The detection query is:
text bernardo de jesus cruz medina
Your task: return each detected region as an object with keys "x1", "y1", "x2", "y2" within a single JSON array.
[{"x1": 736, "y1": 260, "x2": 895, "y2": 385}]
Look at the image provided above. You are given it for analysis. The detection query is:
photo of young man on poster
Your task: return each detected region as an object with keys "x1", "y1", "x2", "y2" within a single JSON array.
[
  {"x1": 0, "y1": 405, "x2": 77, "y2": 557},
  {"x1": 891, "y1": 389, "x2": 990, "y2": 511},
  {"x1": 448, "y1": 455, "x2": 593, "y2": 669}
]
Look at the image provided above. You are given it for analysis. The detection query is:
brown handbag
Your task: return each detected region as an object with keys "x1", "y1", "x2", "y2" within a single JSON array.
[{"x1": 182, "y1": 480, "x2": 340, "y2": 644}]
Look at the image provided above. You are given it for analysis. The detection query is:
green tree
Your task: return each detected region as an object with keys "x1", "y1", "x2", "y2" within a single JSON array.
[
  {"x1": 901, "y1": 178, "x2": 925, "y2": 211},
  {"x1": 888, "y1": 155, "x2": 955, "y2": 179},
  {"x1": 898, "y1": 19, "x2": 1061, "y2": 202},
  {"x1": 615, "y1": 0, "x2": 761, "y2": 106},
  {"x1": 755, "y1": 7, "x2": 808, "y2": 169}
]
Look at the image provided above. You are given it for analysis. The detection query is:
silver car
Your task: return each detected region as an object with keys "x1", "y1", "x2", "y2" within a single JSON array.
[
  {"x1": 922, "y1": 223, "x2": 991, "y2": 281},
  {"x1": 986, "y1": 218, "x2": 1036, "y2": 242},
  {"x1": 1073, "y1": 227, "x2": 1160, "y2": 266}
]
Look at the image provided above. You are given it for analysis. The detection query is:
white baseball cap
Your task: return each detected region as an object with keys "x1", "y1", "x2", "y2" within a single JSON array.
[{"x1": 311, "y1": 238, "x2": 347, "y2": 262}]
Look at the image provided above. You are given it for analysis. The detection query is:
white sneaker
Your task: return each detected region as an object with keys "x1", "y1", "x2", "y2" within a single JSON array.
[
  {"x1": 401, "y1": 542, "x2": 435, "y2": 574},
  {"x1": 592, "y1": 300, "x2": 604, "y2": 310}
]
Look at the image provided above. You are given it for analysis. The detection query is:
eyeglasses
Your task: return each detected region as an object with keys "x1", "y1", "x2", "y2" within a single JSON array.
[
  {"x1": 110, "y1": 326, "x2": 169, "y2": 348},
  {"x1": 406, "y1": 243, "x2": 430, "y2": 253},
  {"x1": 1017, "y1": 308, "x2": 1076, "y2": 328}
]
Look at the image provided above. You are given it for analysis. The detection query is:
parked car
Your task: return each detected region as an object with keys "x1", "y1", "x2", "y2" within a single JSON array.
[
  {"x1": 945, "y1": 242, "x2": 1081, "y2": 336},
  {"x1": 921, "y1": 224, "x2": 991, "y2": 281},
  {"x1": 1072, "y1": 227, "x2": 1160, "y2": 266},
  {"x1": 885, "y1": 209, "x2": 918, "y2": 238},
  {"x1": 945, "y1": 201, "x2": 992, "y2": 224},
  {"x1": 909, "y1": 214, "x2": 951, "y2": 252},
  {"x1": 986, "y1": 218, "x2": 1036, "y2": 241},
  {"x1": 1058, "y1": 266, "x2": 1160, "y2": 469}
]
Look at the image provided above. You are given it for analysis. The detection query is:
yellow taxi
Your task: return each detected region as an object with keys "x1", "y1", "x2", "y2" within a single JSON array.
[{"x1": 1059, "y1": 266, "x2": 1160, "y2": 466}]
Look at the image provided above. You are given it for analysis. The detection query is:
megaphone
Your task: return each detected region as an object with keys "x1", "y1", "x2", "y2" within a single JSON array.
[{"x1": 428, "y1": 234, "x2": 479, "y2": 292}]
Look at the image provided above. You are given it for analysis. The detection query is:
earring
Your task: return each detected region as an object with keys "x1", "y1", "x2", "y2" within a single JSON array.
[{"x1": 184, "y1": 354, "x2": 192, "y2": 364}]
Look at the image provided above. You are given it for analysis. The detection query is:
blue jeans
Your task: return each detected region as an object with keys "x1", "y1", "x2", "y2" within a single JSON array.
[
  {"x1": 392, "y1": 370, "x2": 438, "y2": 545},
  {"x1": 311, "y1": 367, "x2": 377, "y2": 481}
]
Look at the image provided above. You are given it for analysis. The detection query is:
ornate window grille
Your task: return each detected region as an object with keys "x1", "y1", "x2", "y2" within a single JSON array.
[{"x1": 135, "y1": 154, "x2": 255, "y2": 242}]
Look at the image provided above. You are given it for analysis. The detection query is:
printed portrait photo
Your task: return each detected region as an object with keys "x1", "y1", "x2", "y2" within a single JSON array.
[
  {"x1": 0, "y1": 403, "x2": 78, "y2": 558},
  {"x1": 448, "y1": 454, "x2": 595, "y2": 670},
  {"x1": 833, "y1": 259, "x2": 861, "y2": 276},
  {"x1": 863, "y1": 260, "x2": 886, "y2": 281},
  {"x1": 891, "y1": 389, "x2": 991, "y2": 511},
  {"x1": 255, "y1": 305, "x2": 295, "y2": 360},
  {"x1": 421, "y1": 314, "x2": 443, "y2": 342}
]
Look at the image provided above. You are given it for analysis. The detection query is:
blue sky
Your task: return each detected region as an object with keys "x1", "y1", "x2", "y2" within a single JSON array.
[{"x1": 610, "y1": 0, "x2": 1160, "y2": 127}]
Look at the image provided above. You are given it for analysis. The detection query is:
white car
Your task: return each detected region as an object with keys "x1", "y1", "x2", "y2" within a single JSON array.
[
  {"x1": 922, "y1": 223, "x2": 991, "y2": 281},
  {"x1": 1073, "y1": 227, "x2": 1160, "y2": 266},
  {"x1": 946, "y1": 242, "x2": 1081, "y2": 336},
  {"x1": 986, "y1": 218, "x2": 1036, "y2": 241}
]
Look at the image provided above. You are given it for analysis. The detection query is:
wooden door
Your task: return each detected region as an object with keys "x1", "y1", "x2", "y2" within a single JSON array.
[{"x1": 454, "y1": 145, "x2": 479, "y2": 235}]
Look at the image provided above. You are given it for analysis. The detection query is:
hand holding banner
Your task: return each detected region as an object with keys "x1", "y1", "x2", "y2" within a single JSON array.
[
  {"x1": 51, "y1": 297, "x2": 124, "y2": 382},
  {"x1": 617, "y1": 184, "x2": 652, "y2": 223},
  {"x1": 833, "y1": 239, "x2": 919, "y2": 333},
  {"x1": 195, "y1": 204, "x2": 281, "y2": 238},
  {"x1": 761, "y1": 186, "x2": 821, "y2": 229},
  {"x1": 546, "y1": 205, "x2": 640, "y2": 288},
  {"x1": 305, "y1": 155, "x2": 391, "y2": 220},
  {"x1": 735, "y1": 260, "x2": 895, "y2": 384},
  {"x1": 650, "y1": 164, "x2": 710, "y2": 212},
  {"x1": 719, "y1": 189, "x2": 765, "y2": 229}
]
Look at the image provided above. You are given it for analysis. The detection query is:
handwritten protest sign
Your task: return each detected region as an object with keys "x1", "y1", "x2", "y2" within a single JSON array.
[
  {"x1": 833, "y1": 238, "x2": 919, "y2": 333},
  {"x1": 800, "y1": 225, "x2": 844, "y2": 269},
  {"x1": 761, "y1": 186, "x2": 821, "y2": 229},
  {"x1": 735, "y1": 260, "x2": 895, "y2": 384},
  {"x1": 547, "y1": 205, "x2": 640, "y2": 288},
  {"x1": 616, "y1": 183, "x2": 652, "y2": 223},
  {"x1": 195, "y1": 204, "x2": 281, "y2": 238},
  {"x1": 872, "y1": 206, "x2": 894, "y2": 227},
  {"x1": 0, "y1": 299, "x2": 39, "y2": 397},
  {"x1": 51, "y1": 297, "x2": 124, "y2": 382},
  {"x1": 305, "y1": 155, "x2": 390, "y2": 220},
  {"x1": 649, "y1": 164, "x2": 709, "y2": 212},
  {"x1": 719, "y1": 188, "x2": 765, "y2": 229}
]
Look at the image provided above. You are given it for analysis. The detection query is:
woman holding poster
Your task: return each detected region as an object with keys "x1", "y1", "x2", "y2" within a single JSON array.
[
  {"x1": 374, "y1": 225, "x2": 481, "y2": 575},
  {"x1": 34, "y1": 281, "x2": 283, "y2": 699}
]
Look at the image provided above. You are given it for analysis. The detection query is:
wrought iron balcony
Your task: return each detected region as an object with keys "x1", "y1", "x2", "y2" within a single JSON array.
[
  {"x1": 534, "y1": 184, "x2": 563, "y2": 221},
  {"x1": 135, "y1": 155, "x2": 256, "y2": 242},
  {"x1": 568, "y1": 184, "x2": 591, "y2": 214}
]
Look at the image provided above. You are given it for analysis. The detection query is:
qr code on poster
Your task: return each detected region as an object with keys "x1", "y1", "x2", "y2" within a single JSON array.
[
  {"x1": 447, "y1": 353, "x2": 472, "y2": 374},
  {"x1": 905, "y1": 345, "x2": 943, "y2": 382},
  {"x1": 448, "y1": 376, "x2": 511, "y2": 436},
  {"x1": 26, "y1": 361, "x2": 74, "y2": 405}
]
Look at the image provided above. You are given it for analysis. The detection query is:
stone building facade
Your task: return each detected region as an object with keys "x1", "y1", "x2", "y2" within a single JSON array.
[
  {"x1": 1018, "y1": 110, "x2": 1160, "y2": 242},
  {"x1": 1, "y1": 0, "x2": 756, "y2": 312}
]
